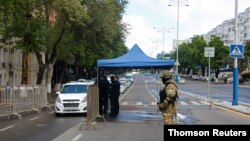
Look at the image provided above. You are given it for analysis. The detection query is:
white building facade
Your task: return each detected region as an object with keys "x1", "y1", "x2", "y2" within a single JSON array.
[{"x1": 204, "y1": 7, "x2": 250, "y2": 45}]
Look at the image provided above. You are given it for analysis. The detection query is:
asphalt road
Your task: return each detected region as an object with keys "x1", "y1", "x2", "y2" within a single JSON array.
[
  {"x1": 0, "y1": 109, "x2": 85, "y2": 141},
  {"x1": 143, "y1": 74, "x2": 250, "y2": 124},
  {"x1": 178, "y1": 79, "x2": 250, "y2": 105}
]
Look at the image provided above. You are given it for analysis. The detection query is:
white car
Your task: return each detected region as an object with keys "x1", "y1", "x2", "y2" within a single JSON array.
[
  {"x1": 177, "y1": 76, "x2": 185, "y2": 84},
  {"x1": 179, "y1": 78, "x2": 185, "y2": 84},
  {"x1": 55, "y1": 81, "x2": 90, "y2": 116}
]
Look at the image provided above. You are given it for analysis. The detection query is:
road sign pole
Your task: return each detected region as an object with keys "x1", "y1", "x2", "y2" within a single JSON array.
[
  {"x1": 232, "y1": 0, "x2": 238, "y2": 105},
  {"x1": 204, "y1": 47, "x2": 214, "y2": 108},
  {"x1": 208, "y1": 57, "x2": 212, "y2": 108}
]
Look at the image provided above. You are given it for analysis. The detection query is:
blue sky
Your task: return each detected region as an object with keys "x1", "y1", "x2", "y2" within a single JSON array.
[{"x1": 122, "y1": 0, "x2": 250, "y2": 58}]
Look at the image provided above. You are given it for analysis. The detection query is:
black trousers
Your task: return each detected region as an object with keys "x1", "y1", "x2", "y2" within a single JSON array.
[{"x1": 110, "y1": 95, "x2": 119, "y2": 116}]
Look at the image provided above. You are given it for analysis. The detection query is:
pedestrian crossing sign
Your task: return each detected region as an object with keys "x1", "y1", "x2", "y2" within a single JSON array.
[{"x1": 230, "y1": 44, "x2": 244, "y2": 58}]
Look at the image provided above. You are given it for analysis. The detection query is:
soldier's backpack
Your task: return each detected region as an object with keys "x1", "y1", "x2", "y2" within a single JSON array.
[{"x1": 159, "y1": 82, "x2": 178, "y2": 103}]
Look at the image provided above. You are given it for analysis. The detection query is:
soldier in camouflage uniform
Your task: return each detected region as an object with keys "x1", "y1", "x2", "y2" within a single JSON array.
[{"x1": 158, "y1": 71, "x2": 178, "y2": 125}]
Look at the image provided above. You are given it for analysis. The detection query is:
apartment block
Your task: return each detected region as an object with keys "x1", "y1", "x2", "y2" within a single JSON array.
[{"x1": 204, "y1": 7, "x2": 250, "y2": 45}]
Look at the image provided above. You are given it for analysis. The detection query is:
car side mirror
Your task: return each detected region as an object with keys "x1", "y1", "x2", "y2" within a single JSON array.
[{"x1": 56, "y1": 91, "x2": 60, "y2": 95}]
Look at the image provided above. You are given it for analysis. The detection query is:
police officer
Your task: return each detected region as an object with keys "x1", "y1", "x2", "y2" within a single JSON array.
[
  {"x1": 109, "y1": 75, "x2": 120, "y2": 117},
  {"x1": 158, "y1": 71, "x2": 178, "y2": 125},
  {"x1": 98, "y1": 75, "x2": 110, "y2": 117}
]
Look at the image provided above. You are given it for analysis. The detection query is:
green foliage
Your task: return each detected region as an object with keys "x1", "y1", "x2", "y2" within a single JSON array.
[
  {"x1": 241, "y1": 72, "x2": 250, "y2": 81},
  {"x1": 82, "y1": 0, "x2": 128, "y2": 59},
  {"x1": 245, "y1": 40, "x2": 250, "y2": 57},
  {"x1": 176, "y1": 35, "x2": 230, "y2": 77},
  {"x1": 0, "y1": 0, "x2": 129, "y2": 84},
  {"x1": 1, "y1": 0, "x2": 47, "y2": 52},
  {"x1": 208, "y1": 35, "x2": 229, "y2": 77},
  {"x1": 177, "y1": 35, "x2": 207, "y2": 74},
  {"x1": 238, "y1": 40, "x2": 250, "y2": 72},
  {"x1": 190, "y1": 35, "x2": 207, "y2": 67}
]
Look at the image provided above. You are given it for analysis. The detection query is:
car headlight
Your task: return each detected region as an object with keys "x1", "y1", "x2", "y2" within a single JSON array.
[
  {"x1": 81, "y1": 97, "x2": 87, "y2": 103},
  {"x1": 56, "y1": 97, "x2": 62, "y2": 104}
]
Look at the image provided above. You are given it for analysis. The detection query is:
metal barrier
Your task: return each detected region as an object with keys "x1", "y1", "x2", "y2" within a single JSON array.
[
  {"x1": 79, "y1": 84, "x2": 102, "y2": 130},
  {"x1": 0, "y1": 85, "x2": 48, "y2": 119},
  {"x1": 11, "y1": 86, "x2": 33, "y2": 119},
  {"x1": 33, "y1": 85, "x2": 48, "y2": 112},
  {"x1": 0, "y1": 86, "x2": 12, "y2": 118}
]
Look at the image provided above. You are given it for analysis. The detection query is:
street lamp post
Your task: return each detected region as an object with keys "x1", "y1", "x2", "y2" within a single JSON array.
[
  {"x1": 163, "y1": 27, "x2": 165, "y2": 60},
  {"x1": 150, "y1": 39, "x2": 160, "y2": 58},
  {"x1": 168, "y1": 0, "x2": 188, "y2": 83},
  {"x1": 153, "y1": 27, "x2": 174, "y2": 60}
]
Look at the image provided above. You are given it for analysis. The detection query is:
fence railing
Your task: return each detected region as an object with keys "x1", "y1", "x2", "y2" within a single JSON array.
[{"x1": 0, "y1": 85, "x2": 48, "y2": 119}]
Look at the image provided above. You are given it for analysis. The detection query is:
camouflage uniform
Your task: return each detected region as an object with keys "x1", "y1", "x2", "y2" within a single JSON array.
[{"x1": 159, "y1": 71, "x2": 178, "y2": 125}]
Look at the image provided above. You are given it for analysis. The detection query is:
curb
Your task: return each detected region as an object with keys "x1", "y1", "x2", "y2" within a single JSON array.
[{"x1": 179, "y1": 90, "x2": 250, "y2": 115}]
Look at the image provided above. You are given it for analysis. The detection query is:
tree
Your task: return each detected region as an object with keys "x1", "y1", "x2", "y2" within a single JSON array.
[
  {"x1": 40, "y1": 0, "x2": 89, "y2": 93},
  {"x1": 1, "y1": 0, "x2": 129, "y2": 91},
  {"x1": 189, "y1": 35, "x2": 207, "y2": 76},
  {"x1": 177, "y1": 35, "x2": 207, "y2": 76},
  {"x1": 1, "y1": 0, "x2": 50, "y2": 84},
  {"x1": 208, "y1": 35, "x2": 229, "y2": 78},
  {"x1": 178, "y1": 42, "x2": 194, "y2": 75},
  {"x1": 54, "y1": 0, "x2": 128, "y2": 83},
  {"x1": 238, "y1": 40, "x2": 250, "y2": 73}
]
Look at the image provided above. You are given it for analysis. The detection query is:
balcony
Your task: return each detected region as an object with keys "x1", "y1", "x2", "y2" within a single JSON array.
[{"x1": 2, "y1": 62, "x2": 5, "y2": 68}]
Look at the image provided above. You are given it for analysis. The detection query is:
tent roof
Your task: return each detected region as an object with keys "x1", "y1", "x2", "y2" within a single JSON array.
[{"x1": 97, "y1": 44, "x2": 175, "y2": 69}]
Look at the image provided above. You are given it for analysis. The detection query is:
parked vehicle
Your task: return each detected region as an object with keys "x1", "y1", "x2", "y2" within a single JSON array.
[
  {"x1": 55, "y1": 81, "x2": 92, "y2": 116},
  {"x1": 177, "y1": 76, "x2": 185, "y2": 84},
  {"x1": 179, "y1": 77, "x2": 185, "y2": 84},
  {"x1": 192, "y1": 75, "x2": 201, "y2": 80}
]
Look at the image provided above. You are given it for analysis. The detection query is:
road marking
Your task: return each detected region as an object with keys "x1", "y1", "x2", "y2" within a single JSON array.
[
  {"x1": 179, "y1": 101, "x2": 188, "y2": 105},
  {"x1": 200, "y1": 101, "x2": 209, "y2": 105},
  {"x1": 0, "y1": 126, "x2": 14, "y2": 132},
  {"x1": 239, "y1": 101, "x2": 250, "y2": 106},
  {"x1": 145, "y1": 81, "x2": 158, "y2": 102},
  {"x1": 121, "y1": 101, "x2": 159, "y2": 105},
  {"x1": 151, "y1": 102, "x2": 157, "y2": 105},
  {"x1": 49, "y1": 111, "x2": 55, "y2": 114},
  {"x1": 177, "y1": 113, "x2": 186, "y2": 119},
  {"x1": 214, "y1": 104, "x2": 250, "y2": 118},
  {"x1": 120, "y1": 102, "x2": 128, "y2": 105},
  {"x1": 72, "y1": 134, "x2": 83, "y2": 141},
  {"x1": 190, "y1": 101, "x2": 201, "y2": 105},
  {"x1": 30, "y1": 117, "x2": 39, "y2": 121},
  {"x1": 136, "y1": 102, "x2": 143, "y2": 105},
  {"x1": 36, "y1": 124, "x2": 47, "y2": 127},
  {"x1": 119, "y1": 84, "x2": 134, "y2": 102}
]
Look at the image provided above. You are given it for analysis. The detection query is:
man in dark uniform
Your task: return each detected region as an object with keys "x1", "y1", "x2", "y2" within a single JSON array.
[
  {"x1": 109, "y1": 75, "x2": 120, "y2": 117},
  {"x1": 98, "y1": 75, "x2": 110, "y2": 117},
  {"x1": 158, "y1": 71, "x2": 178, "y2": 125}
]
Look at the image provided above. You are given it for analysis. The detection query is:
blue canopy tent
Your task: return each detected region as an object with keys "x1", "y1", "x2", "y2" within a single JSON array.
[{"x1": 97, "y1": 44, "x2": 175, "y2": 69}]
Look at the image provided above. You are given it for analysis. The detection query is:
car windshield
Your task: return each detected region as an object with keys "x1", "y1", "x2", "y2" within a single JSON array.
[{"x1": 60, "y1": 85, "x2": 87, "y2": 94}]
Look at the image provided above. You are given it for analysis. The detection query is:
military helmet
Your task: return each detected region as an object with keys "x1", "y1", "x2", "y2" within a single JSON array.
[{"x1": 160, "y1": 71, "x2": 173, "y2": 78}]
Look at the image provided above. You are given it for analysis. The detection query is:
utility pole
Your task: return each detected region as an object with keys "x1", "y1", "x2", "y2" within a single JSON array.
[
  {"x1": 232, "y1": 0, "x2": 239, "y2": 105},
  {"x1": 168, "y1": 0, "x2": 189, "y2": 83}
]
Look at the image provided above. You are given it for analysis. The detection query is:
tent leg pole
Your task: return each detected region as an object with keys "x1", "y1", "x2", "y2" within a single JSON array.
[{"x1": 97, "y1": 67, "x2": 100, "y2": 84}]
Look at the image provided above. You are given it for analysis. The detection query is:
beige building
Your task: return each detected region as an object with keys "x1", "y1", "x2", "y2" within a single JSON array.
[{"x1": 0, "y1": 38, "x2": 39, "y2": 85}]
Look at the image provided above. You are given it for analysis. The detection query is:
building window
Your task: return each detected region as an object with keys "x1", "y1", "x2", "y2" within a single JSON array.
[
  {"x1": 0, "y1": 74, "x2": 2, "y2": 85},
  {"x1": 0, "y1": 48, "x2": 4, "y2": 62},
  {"x1": 244, "y1": 33, "x2": 247, "y2": 38}
]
